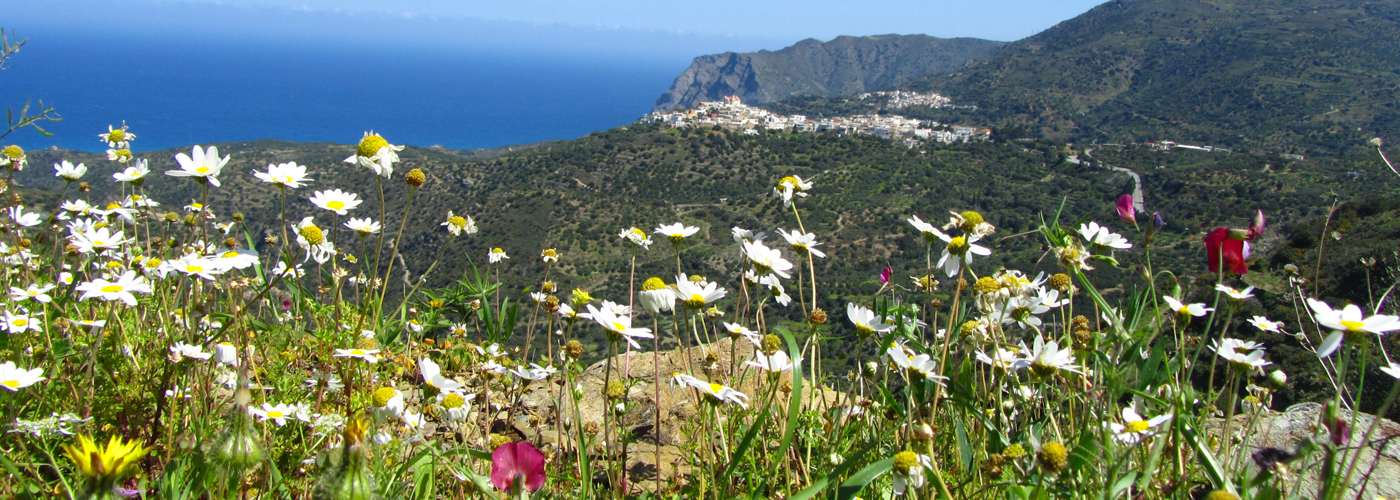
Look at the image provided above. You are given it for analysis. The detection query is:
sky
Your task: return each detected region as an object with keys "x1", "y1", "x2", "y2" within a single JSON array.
[{"x1": 10, "y1": 0, "x2": 1109, "y2": 58}]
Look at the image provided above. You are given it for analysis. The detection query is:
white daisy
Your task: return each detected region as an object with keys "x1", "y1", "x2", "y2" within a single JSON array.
[
  {"x1": 344, "y1": 131, "x2": 405, "y2": 178},
  {"x1": 776, "y1": 228, "x2": 826, "y2": 258},
  {"x1": 75, "y1": 271, "x2": 151, "y2": 306},
  {"x1": 932, "y1": 228, "x2": 991, "y2": 277},
  {"x1": 731, "y1": 227, "x2": 766, "y2": 243},
  {"x1": 1078, "y1": 221, "x2": 1132, "y2": 250},
  {"x1": 334, "y1": 348, "x2": 381, "y2": 364},
  {"x1": 1211, "y1": 338, "x2": 1271, "y2": 374},
  {"x1": 0, "y1": 361, "x2": 45, "y2": 391},
  {"x1": 112, "y1": 160, "x2": 150, "y2": 183},
  {"x1": 673, "y1": 273, "x2": 727, "y2": 309},
  {"x1": 672, "y1": 374, "x2": 749, "y2": 409},
  {"x1": 723, "y1": 322, "x2": 762, "y2": 346},
  {"x1": 1023, "y1": 335, "x2": 1084, "y2": 376},
  {"x1": 1308, "y1": 298, "x2": 1400, "y2": 358},
  {"x1": 488, "y1": 248, "x2": 509, "y2": 264},
  {"x1": 9, "y1": 284, "x2": 55, "y2": 303},
  {"x1": 1107, "y1": 406, "x2": 1172, "y2": 445},
  {"x1": 253, "y1": 161, "x2": 311, "y2": 189},
  {"x1": 308, "y1": 189, "x2": 362, "y2": 215},
  {"x1": 747, "y1": 350, "x2": 799, "y2": 373},
  {"x1": 742, "y1": 240, "x2": 793, "y2": 278},
  {"x1": 1215, "y1": 284, "x2": 1256, "y2": 300},
  {"x1": 847, "y1": 303, "x2": 894, "y2": 337},
  {"x1": 655, "y1": 222, "x2": 699, "y2": 242},
  {"x1": 250, "y1": 403, "x2": 298, "y2": 426},
  {"x1": 619, "y1": 227, "x2": 653, "y2": 249},
  {"x1": 1248, "y1": 316, "x2": 1284, "y2": 333},
  {"x1": 773, "y1": 175, "x2": 812, "y2": 207},
  {"x1": 98, "y1": 124, "x2": 135, "y2": 148},
  {"x1": 344, "y1": 217, "x2": 381, "y2": 236},
  {"x1": 53, "y1": 161, "x2": 87, "y2": 182},
  {"x1": 586, "y1": 303, "x2": 654, "y2": 350},
  {"x1": 69, "y1": 227, "x2": 132, "y2": 255},
  {"x1": 166, "y1": 145, "x2": 229, "y2": 187},
  {"x1": 1162, "y1": 296, "x2": 1212, "y2": 317},
  {"x1": 169, "y1": 342, "x2": 211, "y2": 362},
  {"x1": 3, "y1": 311, "x2": 41, "y2": 334},
  {"x1": 7, "y1": 206, "x2": 41, "y2": 227},
  {"x1": 419, "y1": 356, "x2": 465, "y2": 391}
]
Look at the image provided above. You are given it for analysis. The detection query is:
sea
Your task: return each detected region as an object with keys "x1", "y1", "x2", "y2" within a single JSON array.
[{"x1": 0, "y1": 34, "x2": 685, "y2": 153}]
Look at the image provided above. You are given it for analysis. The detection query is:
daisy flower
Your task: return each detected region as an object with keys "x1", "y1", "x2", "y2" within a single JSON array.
[
  {"x1": 742, "y1": 240, "x2": 793, "y2": 278},
  {"x1": 1023, "y1": 335, "x2": 1084, "y2": 377},
  {"x1": 1078, "y1": 221, "x2": 1132, "y2": 250},
  {"x1": 344, "y1": 217, "x2": 381, "y2": 236},
  {"x1": 747, "y1": 350, "x2": 799, "y2": 373},
  {"x1": 886, "y1": 345, "x2": 948, "y2": 384},
  {"x1": 976, "y1": 347, "x2": 1025, "y2": 371},
  {"x1": 1054, "y1": 239, "x2": 1094, "y2": 272},
  {"x1": 586, "y1": 303, "x2": 654, "y2": 349},
  {"x1": 639, "y1": 277, "x2": 676, "y2": 314},
  {"x1": 112, "y1": 160, "x2": 150, "y2": 183},
  {"x1": 437, "y1": 391, "x2": 474, "y2": 422},
  {"x1": 731, "y1": 227, "x2": 766, "y2": 243},
  {"x1": 334, "y1": 348, "x2": 381, "y2": 364},
  {"x1": 1307, "y1": 298, "x2": 1400, "y2": 358},
  {"x1": 891, "y1": 451, "x2": 933, "y2": 496},
  {"x1": 0, "y1": 361, "x2": 45, "y2": 391},
  {"x1": 8, "y1": 206, "x2": 41, "y2": 227},
  {"x1": 345, "y1": 131, "x2": 405, "y2": 178},
  {"x1": 371, "y1": 387, "x2": 405, "y2": 420},
  {"x1": 907, "y1": 214, "x2": 940, "y2": 242},
  {"x1": 655, "y1": 222, "x2": 699, "y2": 243},
  {"x1": 1162, "y1": 296, "x2": 1212, "y2": 317},
  {"x1": 488, "y1": 248, "x2": 509, "y2": 263},
  {"x1": 293, "y1": 217, "x2": 335, "y2": 264},
  {"x1": 1107, "y1": 406, "x2": 1172, "y2": 445},
  {"x1": 419, "y1": 356, "x2": 465, "y2": 392},
  {"x1": 253, "y1": 161, "x2": 311, "y2": 189},
  {"x1": 308, "y1": 189, "x2": 362, "y2": 215},
  {"x1": 213, "y1": 249, "x2": 260, "y2": 270},
  {"x1": 760, "y1": 275, "x2": 792, "y2": 307},
  {"x1": 0, "y1": 145, "x2": 25, "y2": 169},
  {"x1": 847, "y1": 303, "x2": 894, "y2": 337},
  {"x1": 98, "y1": 124, "x2": 134, "y2": 148},
  {"x1": 169, "y1": 254, "x2": 224, "y2": 281},
  {"x1": 773, "y1": 175, "x2": 812, "y2": 207},
  {"x1": 672, "y1": 374, "x2": 750, "y2": 408},
  {"x1": 1248, "y1": 316, "x2": 1284, "y2": 333},
  {"x1": 3, "y1": 310, "x2": 41, "y2": 334},
  {"x1": 1215, "y1": 284, "x2": 1256, "y2": 300},
  {"x1": 213, "y1": 342, "x2": 239, "y2": 366},
  {"x1": 1211, "y1": 338, "x2": 1271, "y2": 374},
  {"x1": 9, "y1": 284, "x2": 55, "y2": 303},
  {"x1": 619, "y1": 227, "x2": 653, "y2": 249},
  {"x1": 441, "y1": 211, "x2": 477, "y2": 236},
  {"x1": 993, "y1": 294, "x2": 1053, "y2": 330},
  {"x1": 776, "y1": 228, "x2": 826, "y2": 258},
  {"x1": 53, "y1": 161, "x2": 87, "y2": 182},
  {"x1": 250, "y1": 403, "x2": 298, "y2": 426},
  {"x1": 673, "y1": 273, "x2": 727, "y2": 309},
  {"x1": 169, "y1": 342, "x2": 211, "y2": 362},
  {"x1": 75, "y1": 271, "x2": 151, "y2": 306},
  {"x1": 166, "y1": 145, "x2": 230, "y2": 186},
  {"x1": 70, "y1": 227, "x2": 132, "y2": 255},
  {"x1": 541, "y1": 248, "x2": 559, "y2": 263},
  {"x1": 933, "y1": 229, "x2": 991, "y2": 277},
  {"x1": 723, "y1": 322, "x2": 762, "y2": 346}
]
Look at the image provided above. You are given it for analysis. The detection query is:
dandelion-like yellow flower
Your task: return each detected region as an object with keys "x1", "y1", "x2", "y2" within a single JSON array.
[
  {"x1": 62, "y1": 434, "x2": 151, "y2": 483},
  {"x1": 299, "y1": 224, "x2": 325, "y2": 245}
]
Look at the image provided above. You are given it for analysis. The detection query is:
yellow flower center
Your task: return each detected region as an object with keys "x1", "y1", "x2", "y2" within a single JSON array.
[
  {"x1": 108, "y1": 129, "x2": 126, "y2": 142},
  {"x1": 2, "y1": 145, "x2": 23, "y2": 159},
  {"x1": 276, "y1": 176, "x2": 292, "y2": 184},
  {"x1": 1127, "y1": 420, "x2": 1150, "y2": 433},
  {"x1": 686, "y1": 294, "x2": 707, "y2": 308},
  {"x1": 947, "y1": 236, "x2": 969, "y2": 255},
  {"x1": 299, "y1": 225, "x2": 325, "y2": 245},
  {"x1": 92, "y1": 240, "x2": 106, "y2": 246},
  {"x1": 709, "y1": 383, "x2": 724, "y2": 395},
  {"x1": 13, "y1": 319, "x2": 26, "y2": 326},
  {"x1": 442, "y1": 393, "x2": 466, "y2": 409},
  {"x1": 778, "y1": 176, "x2": 800, "y2": 191},
  {"x1": 371, "y1": 387, "x2": 397, "y2": 408},
  {"x1": 145, "y1": 259, "x2": 162, "y2": 268},
  {"x1": 1, "y1": 380, "x2": 17, "y2": 388},
  {"x1": 612, "y1": 322, "x2": 627, "y2": 332},
  {"x1": 893, "y1": 450, "x2": 918, "y2": 474},
  {"x1": 222, "y1": 251, "x2": 238, "y2": 258},
  {"x1": 350, "y1": 349, "x2": 366, "y2": 355},
  {"x1": 195, "y1": 167, "x2": 210, "y2": 174},
  {"x1": 492, "y1": 248, "x2": 504, "y2": 254},
  {"x1": 101, "y1": 285, "x2": 123, "y2": 293},
  {"x1": 105, "y1": 203, "x2": 121, "y2": 210},
  {"x1": 326, "y1": 201, "x2": 345, "y2": 210},
  {"x1": 448, "y1": 216, "x2": 467, "y2": 228},
  {"x1": 1340, "y1": 320, "x2": 1366, "y2": 331},
  {"x1": 266, "y1": 411, "x2": 284, "y2": 418},
  {"x1": 358, "y1": 134, "x2": 390, "y2": 158},
  {"x1": 186, "y1": 266, "x2": 203, "y2": 273},
  {"x1": 643, "y1": 277, "x2": 666, "y2": 291}
]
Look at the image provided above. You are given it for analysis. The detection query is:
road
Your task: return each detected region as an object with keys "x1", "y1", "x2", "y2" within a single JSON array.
[{"x1": 1068, "y1": 148, "x2": 1144, "y2": 212}]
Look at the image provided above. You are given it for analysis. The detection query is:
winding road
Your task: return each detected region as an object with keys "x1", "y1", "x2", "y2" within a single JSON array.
[{"x1": 1068, "y1": 148, "x2": 1144, "y2": 211}]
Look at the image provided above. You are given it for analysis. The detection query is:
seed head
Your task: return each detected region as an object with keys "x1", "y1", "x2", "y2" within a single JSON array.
[
  {"x1": 808, "y1": 307, "x2": 828, "y2": 325},
  {"x1": 761, "y1": 334, "x2": 782, "y2": 355},
  {"x1": 441, "y1": 392, "x2": 466, "y2": 409},
  {"x1": 78, "y1": 182, "x2": 91, "y2": 193},
  {"x1": 542, "y1": 281, "x2": 557, "y2": 294},
  {"x1": 974, "y1": 276, "x2": 1000, "y2": 294},
  {"x1": 1050, "y1": 273, "x2": 1073, "y2": 292},
  {"x1": 404, "y1": 168, "x2": 426, "y2": 187},
  {"x1": 642, "y1": 277, "x2": 666, "y2": 291},
  {"x1": 959, "y1": 211, "x2": 985, "y2": 233},
  {"x1": 564, "y1": 340, "x2": 584, "y2": 359},
  {"x1": 488, "y1": 433, "x2": 512, "y2": 450},
  {"x1": 183, "y1": 214, "x2": 199, "y2": 227},
  {"x1": 543, "y1": 295, "x2": 560, "y2": 313},
  {"x1": 1038, "y1": 442, "x2": 1068, "y2": 472},
  {"x1": 371, "y1": 387, "x2": 397, "y2": 408},
  {"x1": 232, "y1": 212, "x2": 244, "y2": 222},
  {"x1": 223, "y1": 237, "x2": 238, "y2": 249},
  {"x1": 605, "y1": 380, "x2": 626, "y2": 400},
  {"x1": 1003, "y1": 443, "x2": 1027, "y2": 458},
  {"x1": 164, "y1": 212, "x2": 179, "y2": 223},
  {"x1": 961, "y1": 320, "x2": 981, "y2": 336}
]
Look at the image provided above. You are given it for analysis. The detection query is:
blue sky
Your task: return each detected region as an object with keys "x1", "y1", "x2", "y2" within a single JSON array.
[{"x1": 12, "y1": 0, "x2": 1108, "y2": 58}]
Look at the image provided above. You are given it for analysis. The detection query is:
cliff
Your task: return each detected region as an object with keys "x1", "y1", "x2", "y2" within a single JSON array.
[{"x1": 652, "y1": 34, "x2": 1004, "y2": 111}]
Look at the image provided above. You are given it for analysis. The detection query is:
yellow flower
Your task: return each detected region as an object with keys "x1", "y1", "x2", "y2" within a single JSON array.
[{"x1": 62, "y1": 434, "x2": 151, "y2": 482}]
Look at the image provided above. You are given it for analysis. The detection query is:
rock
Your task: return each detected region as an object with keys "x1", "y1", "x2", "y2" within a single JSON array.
[{"x1": 1210, "y1": 402, "x2": 1400, "y2": 497}]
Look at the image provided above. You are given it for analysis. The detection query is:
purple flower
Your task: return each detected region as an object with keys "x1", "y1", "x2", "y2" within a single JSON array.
[
  {"x1": 1115, "y1": 194, "x2": 1136, "y2": 225},
  {"x1": 1151, "y1": 212, "x2": 1165, "y2": 231},
  {"x1": 1247, "y1": 209, "x2": 1266, "y2": 240},
  {"x1": 491, "y1": 441, "x2": 546, "y2": 492},
  {"x1": 878, "y1": 266, "x2": 892, "y2": 285}
]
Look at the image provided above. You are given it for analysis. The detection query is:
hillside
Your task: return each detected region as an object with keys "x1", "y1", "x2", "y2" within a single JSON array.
[
  {"x1": 900, "y1": 0, "x2": 1400, "y2": 153},
  {"x1": 18, "y1": 128, "x2": 1400, "y2": 378},
  {"x1": 652, "y1": 34, "x2": 1004, "y2": 111}
]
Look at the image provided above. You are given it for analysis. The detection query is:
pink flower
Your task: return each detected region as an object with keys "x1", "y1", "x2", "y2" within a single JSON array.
[
  {"x1": 1205, "y1": 228, "x2": 1249, "y2": 275},
  {"x1": 879, "y1": 266, "x2": 892, "y2": 285},
  {"x1": 491, "y1": 441, "x2": 546, "y2": 492},
  {"x1": 1115, "y1": 194, "x2": 1136, "y2": 225},
  {"x1": 1247, "y1": 209, "x2": 1266, "y2": 240}
]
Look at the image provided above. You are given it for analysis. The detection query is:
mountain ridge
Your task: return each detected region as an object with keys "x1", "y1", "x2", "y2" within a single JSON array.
[{"x1": 652, "y1": 34, "x2": 1004, "y2": 112}]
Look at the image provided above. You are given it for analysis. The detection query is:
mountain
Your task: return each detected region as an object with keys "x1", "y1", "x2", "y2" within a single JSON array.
[
  {"x1": 652, "y1": 34, "x2": 1004, "y2": 112},
  {"x1": 904, "y1": 0, "x2": 1400, "y2": 153}
]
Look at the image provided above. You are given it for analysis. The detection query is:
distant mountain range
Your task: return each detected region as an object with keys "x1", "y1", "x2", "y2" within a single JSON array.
[
  {"x1": 908, "y1": 0, "x2": 1400, "y2": 152},
  {"x1": 651, "y1": 35, "x2": 1004, "y2": 112},
  {"x1": 657, "y1": 0, "x2": 1400, "y2": 153}
]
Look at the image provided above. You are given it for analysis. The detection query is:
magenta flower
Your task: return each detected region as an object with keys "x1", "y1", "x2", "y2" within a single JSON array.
[
  {"x1": 1115, "y1": 194, "x2": 1136, "y2": 226},
  {"x1": 491, "y1": 441, "x2": 546, "y2": 492},
  {"x1": 1247, "y1": 209, "x2": 1266, "y2": 240},
  {"x1": 879, "y1": 266, "x2": 892, "y2": 285}
]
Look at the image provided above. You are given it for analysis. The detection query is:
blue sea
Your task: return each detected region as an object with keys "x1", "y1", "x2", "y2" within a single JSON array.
[{"x1": 0, "y1": 34, "x2": 685, "y2": 153}]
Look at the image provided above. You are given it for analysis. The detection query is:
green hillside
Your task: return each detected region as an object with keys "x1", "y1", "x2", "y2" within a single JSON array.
[{"x1": 895, "y1": 0, "x2": 1400, "y2": 153}]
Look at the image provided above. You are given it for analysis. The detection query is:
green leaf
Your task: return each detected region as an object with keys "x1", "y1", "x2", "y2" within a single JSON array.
[
  {"x1": 835, "y1": 457, "x2": 894, "y2": 500},
  {"x1": 775, "y1": 326, "x2": 803, "y2": 462},
  {"x1": 1110, "y1": 473, "x2": 1137, "y2": 498},
  {"x1": 955, "y1": 416, "x2": 973, "y2": 474},
  {"x1": 786, "y1": 440, "x2": 877, "y2": 500},
  {"x1": 723, "y1": 405, "x2": 768, "y2": 478},
  {"x1": 1182, "y1": 422, "x2": 1233, "y2": 492}
]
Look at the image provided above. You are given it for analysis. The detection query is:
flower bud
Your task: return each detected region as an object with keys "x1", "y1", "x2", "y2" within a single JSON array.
[
  {"x1": 404, "y1": 168, "x2": 426, "y2": 187},
  {"x1": 564, "y1": 340, "x2": 584, "y2": 359}
]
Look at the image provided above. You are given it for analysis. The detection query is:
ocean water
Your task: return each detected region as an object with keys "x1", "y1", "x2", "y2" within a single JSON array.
[{"x1": 0, "y1": 34, "x2": 684, "y2": 153}]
